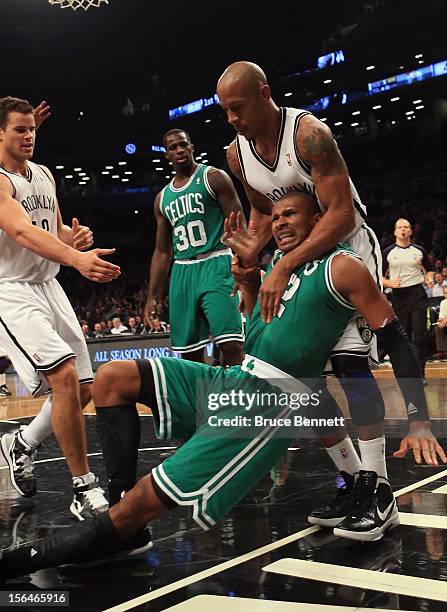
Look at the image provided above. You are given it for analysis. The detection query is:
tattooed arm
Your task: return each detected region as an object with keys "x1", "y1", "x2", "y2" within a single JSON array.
[
  {"x1": 257, "y1": 115, "x2": 357, "y2": 323},
  {"x1": 281, "y1": 115, "x2": 356, "y2": 272}
]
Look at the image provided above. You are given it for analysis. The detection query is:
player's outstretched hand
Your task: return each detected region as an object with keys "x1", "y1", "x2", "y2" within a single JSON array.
[
  {"x1": 74, "y1": 248, "x2": 120, "y2": 283},
  {"x1": 222, "y1": 211, "x2": 258, "y2": 267},
  {"x1": 393, "y1": 421, "x2": 447, "y2": 466},
  {"x1": 258, "y1": 258, "x2": 290, "y2": 324},
  {"x1": 72, "y1": 217, "x2": 94, "y2": 251},
  {"x1": 34, "y1": 101, "x2": 51, "y2": 130},
  {"x1": 143, "y1": 300, "x2": 161, "y2": 330}
]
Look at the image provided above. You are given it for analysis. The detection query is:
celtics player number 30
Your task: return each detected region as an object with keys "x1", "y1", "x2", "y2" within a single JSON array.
[{"x1": 173, "y1": 219, "x2": 207, "y2": 251}]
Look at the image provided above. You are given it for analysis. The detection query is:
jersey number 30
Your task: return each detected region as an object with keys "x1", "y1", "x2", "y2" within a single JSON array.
[{"x1": 174, "y1": 220, "x2": 207, "y2": 252}]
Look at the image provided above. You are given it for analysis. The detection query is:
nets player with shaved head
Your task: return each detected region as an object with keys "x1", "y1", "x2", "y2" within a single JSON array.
[
  {"x1": 0, "y1": 96, "x2": 121, "y2": 520},
  {"x1": 144, "y1": 128, "x2": 244, "y2": 367},
  {"x1": 217, "y1": 62, "x2": 444, "y2": 536}
]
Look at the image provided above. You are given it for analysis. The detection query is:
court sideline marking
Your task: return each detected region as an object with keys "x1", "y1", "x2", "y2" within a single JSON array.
[{"x1": 103, "y1": 469, "x2": 447, "y2": 612}]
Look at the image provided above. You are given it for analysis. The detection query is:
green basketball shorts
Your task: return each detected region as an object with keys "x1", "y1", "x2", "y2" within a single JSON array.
[
  {"x1": 146, "y1": 355, "x2": 304, "y2": 530},
  {"x1": 169, "y1": 252, "x2": 244, "y2": 353}
]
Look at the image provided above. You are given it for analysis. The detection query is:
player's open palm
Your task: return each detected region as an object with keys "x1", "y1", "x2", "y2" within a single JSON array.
[
  {"x1": 74, "y1": 248, "x2": 121, "y2": 283},
  {"x1": 393, "y1": 421, "x2": 447, "y2": 466},
  {"x1": 222, "y1": 211, "x2": 258, "y2": 265}
]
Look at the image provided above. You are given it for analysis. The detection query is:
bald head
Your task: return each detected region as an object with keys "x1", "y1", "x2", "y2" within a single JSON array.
[{"x1": 217, "y1": 61, "x2": 268, "y2": 97}]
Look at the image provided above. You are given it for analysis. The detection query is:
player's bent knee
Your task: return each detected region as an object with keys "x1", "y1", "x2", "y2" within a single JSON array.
[
  {"x1": 46, "y1": 358, "x2": 78, "y2": 392},
  {"x1": 93, "y1": 360, "x2": 141, "y2": 403},
  {"x1": 80, "y1": 382, "x2": 92, "y2": 408}
]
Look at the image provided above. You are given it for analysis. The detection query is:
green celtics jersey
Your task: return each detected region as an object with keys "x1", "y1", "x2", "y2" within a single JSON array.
[
  {"x1": 159, "y1": 164, "x2": 225, "y2": 260},
  {"x1": 245, "y1": 246, "x2": 358, "y2": 379}
]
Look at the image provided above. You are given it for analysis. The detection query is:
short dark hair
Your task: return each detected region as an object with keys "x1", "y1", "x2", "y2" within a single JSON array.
[
  {"x1": 162, "y1": 128, "x2": 192, "y2": 148},
  {"x1": 0, "y1": 97, "x2": 34, "y2": 129}
]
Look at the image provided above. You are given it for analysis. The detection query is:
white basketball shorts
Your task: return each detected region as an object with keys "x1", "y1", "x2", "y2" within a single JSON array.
[
  {"x1": 0, "y1": 278, "x2": 93, "y2": 396},
  {"x1": 327, "y1": 223, "x2": 383, "y2": 370}
]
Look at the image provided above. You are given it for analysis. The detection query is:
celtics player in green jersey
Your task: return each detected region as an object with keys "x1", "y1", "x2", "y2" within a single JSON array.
[
  {"x1": 144, "y1": 129, "x2": 244, "y2": 366},
  {"x1": 4, "y1": 191, "x2": 427, "y2": 579}
]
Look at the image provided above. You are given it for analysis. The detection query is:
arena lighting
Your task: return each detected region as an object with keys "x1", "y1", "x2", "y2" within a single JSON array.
[
  {"x1": 122, "y1": 178, "x2": 129, "y2": 182},
  {"x1": 83, "y1": 176, "x2": 90, "y2": 180},
  {"x1": 155, "y1": 167, "x2": 163, "y2": 171},
  {"x1": 317, "y1": 49, "x2": 345, "y2": 69},
  {"x1": 205, "y1": 119, "x2": 212, "y2": 123},
  {"x1": 101, "y1": 171, "x2": 109, "y2": 175},
  {"x1": 368, "y1": 59, "x2": 447, "y2": 95},
  {"x1": 223, "y1": 145, "x2": 229, "y2": 150},
  {"x1": 391, "y1": 97, "x2": 400, "y2": 101},
  {"x1": 112, "y1": 175, "x2": 119, "y2": 179},
  {"x1": 418, "y1": 60, "x2": 424, "y2": 64},
  {"x1": 334, "y1": 121, "x2": 343, "y2": 126},
  {"x1": 74, "y1": 167, "x2": 82, "y2": 171},
  {"x1": 105, "y1": 165, "x2": 114, "y2": 169},
  {"x1": 323, "y1": 79, "x2": 332, "y2": 84},
  {"x1": 65, "y1": 175, "x2": 73, "y2": 179},
  {"x1": 79, "y1": 181, "x2": 86, "y2": 185},
  {"x1": 413, "y1": 99, "x2": 422, "y2": 104},
  {"x1": 405, "y1": 111, "x2": 415, "y2": 115},
  {"x1": 351, "y1": 122, "x2": 359, "y2": 127},
  {"x1": 202, "y1": 159, "x2": 209, "y2": 163},
  {"x1": 78, "y1": 172, "x2": 86, "y2": 176},
  {"x1": 55, "y1": 165, "x2": 64, "y2": 169},
  {"x1": 118, "y1": 161, "x2": 127, "y2": 166},
  {"x1": 415, "y1": 105, "x2": 424, "y2": 109},
  {"x1": 320, "y1": 117, "x2": 327, "y2": 122},
  {"x1": 124, "y1": 171, "x2": 132, "y2": 175},
  {"x1": 372, "y1": 105, "x2": 382, "y2": 109},
  {"x1": 125, "y1": 143, "x2": 137, "y2": 155},
  {"x1": 352, "y1": 110, "x2": 361, "y2": 115},
  {"x1": 284, "y1": 92, "x2": 293, "y2": 97},
  {"x1": 152, "y1": 159, "x2": 161, "y2": 163},
  {"x1": 165, "y1": 175, "x2": 170, "y2": 179},
  {"x1": 201, "y1": 152, "x2": 208, "y2": 155},
  {"x1": 415, "y1": 53, "x2": 423, "y2": 58},
  {"x1": 134, "y1": 211, "x2": 139, "y2": 214},
  {"x1": 169, "y1": 94, "x2": 219, "y2": 120},
  {"x1": 391, "y1": 120, "x2": 396, "y2": 124},
  {"x1": 366, "y1": 65, "x2": 375, "y2": 70}
]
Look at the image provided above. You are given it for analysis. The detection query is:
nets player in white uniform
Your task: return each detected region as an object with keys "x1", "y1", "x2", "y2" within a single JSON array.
[
  {"x1": 0, "y1": 97, "x2": 121, "y2": 520},
  {"x1": 217, "y1": 63, "x2": 444, "y2": 533}
]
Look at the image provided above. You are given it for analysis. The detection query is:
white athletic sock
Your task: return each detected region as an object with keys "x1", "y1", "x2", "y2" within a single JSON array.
[
  {"x1": 73, "y1": 471, "x2": 96, "y2": 487},
  {"x1": 20, "y1": 397, "x2": 53, "y2": 449},
  {"x1": 326, "y1": 436, "x2": 362, "y2": 477},
  {"x1": 0, "y1": 373, "x2": 6, "y2": 386},
  {"x1": 358, "y1": 436, "x2": 387, "y2": 479}
]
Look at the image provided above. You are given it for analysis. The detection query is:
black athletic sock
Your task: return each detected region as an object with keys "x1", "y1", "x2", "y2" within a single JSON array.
[
  {"x1": 96, "y1": 404, "x2": 141, "y2": 506},
  {"x1": 0, "y1": 512, "x2": 125, "y2": 580}
]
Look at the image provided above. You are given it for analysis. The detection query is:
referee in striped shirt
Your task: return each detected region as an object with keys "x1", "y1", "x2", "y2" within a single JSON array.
[{"x1": 382, "y1": 218, "x2": 432, "y2": 382}]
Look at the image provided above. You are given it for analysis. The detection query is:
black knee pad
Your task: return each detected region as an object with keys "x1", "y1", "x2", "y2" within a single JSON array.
[
  {"x1": 332, "y1": 355, "x2": 385, "y2": 427},
  {"x1": 96, "y1": 405, "x2": 141, "y2": 506},
  {"x1": 304, "y1": 379, "x2": 344, "y2": 436}
]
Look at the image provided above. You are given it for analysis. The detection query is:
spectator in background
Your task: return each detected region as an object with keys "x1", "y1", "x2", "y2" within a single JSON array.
[
  {"x1": 110, "y1": 317, "x2": 129, "y2": 335},
  {"x1": 100, "y1": 321, "x2": 108, "y2": 333},
  {"x1": 442, "y1": 267, "x2": 447, "y2": 284},
  {"x1": 434, "y1": 287, "x2": 447, "y2": 359},
  {"x1": 424, "y1": 273, "x2": 434, "y2": 298},
  {"x1": 383, "y1": 218, "x2": 432, "y2": 381},
  {"x1": 106, "y1": 319, "x2": 113, "y2": 335},
  {"x1": 127, "y1": 317, "x2": 142, "y2": 335},
  {"x1": 432, "y1": 273, "x2": 445, "y2": 298},
  {"x1": 92, "y1": 323, "x2": 105, "y2": 338},
  {"x1": 81, "y1": 323, "x2": 91, "y2": 339}
]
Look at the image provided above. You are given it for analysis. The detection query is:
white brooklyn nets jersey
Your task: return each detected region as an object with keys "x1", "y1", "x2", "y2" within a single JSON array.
[
  {"x1": 0, "y1": 161, "x2": 59, "y2": 282},
  {"x1": 236, "y1": 107, "x2": 366, "y2": 241}
]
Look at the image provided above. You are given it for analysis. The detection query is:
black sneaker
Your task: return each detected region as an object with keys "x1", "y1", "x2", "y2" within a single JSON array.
[
  {"x1": 334, "y1": 470, "x2": 400, "y2": 542},
  {"x1": 308, "y1": 471, "x2": 356, "y2": 527},
  {"x1": 0, "y1": 384, "x2": 11, "y2": 397},
  {"x1": 70, "y1": 475, "x2": 109, "y2": 521},
  {"x1": 60, "y1": 525, "x2": 153, "y2": 569},
  {"x1": 1, "y1": 430, "x2": 37, "y2": 497}
]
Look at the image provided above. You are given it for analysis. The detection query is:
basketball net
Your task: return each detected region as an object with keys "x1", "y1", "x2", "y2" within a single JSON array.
[{"x1": 48, "y1": 0, "x2": 109, "y2": 10}]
